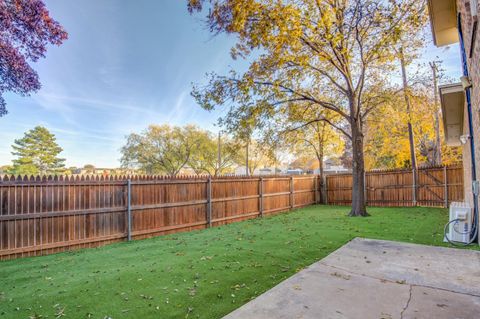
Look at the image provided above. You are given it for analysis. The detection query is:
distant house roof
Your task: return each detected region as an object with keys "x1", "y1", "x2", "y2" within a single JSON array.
[{"x1": 427, "y1": 0, "x2": 459, "y2": 46}]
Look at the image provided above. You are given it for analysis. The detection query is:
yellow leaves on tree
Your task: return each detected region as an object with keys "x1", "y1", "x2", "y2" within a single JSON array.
[{"x1": 364, "y1": 91, "x2": 461, "y2": 170}]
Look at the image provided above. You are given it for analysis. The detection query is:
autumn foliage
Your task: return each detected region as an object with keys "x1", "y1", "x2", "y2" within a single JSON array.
[
  {"x1": 0, "y1": 0, "x2": 67, "y2": 116},
  {"x1": 188, "y1": 0, "x2": 425, "y2": 216}
]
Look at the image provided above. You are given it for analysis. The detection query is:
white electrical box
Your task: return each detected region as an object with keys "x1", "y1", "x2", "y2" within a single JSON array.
[{"x1": 447, "y1": 202, "x2": 472, "y2": 243}]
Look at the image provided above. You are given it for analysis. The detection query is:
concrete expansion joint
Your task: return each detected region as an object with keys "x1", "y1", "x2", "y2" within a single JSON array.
[
  {"x1": 318, "y1": 261, "x2": 480, "y2": 298},
  {"x1": 318, "y1": 261, "x2": 404, "y2": 285}
]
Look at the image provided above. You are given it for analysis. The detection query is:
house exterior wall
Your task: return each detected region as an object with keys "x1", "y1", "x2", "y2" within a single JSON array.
[
  {"x1": 462, "y1": 107, "x2": 473, "y2": 207},
  {"x1": 457, "y1": 0, "x2": 480, "y2": 242}
]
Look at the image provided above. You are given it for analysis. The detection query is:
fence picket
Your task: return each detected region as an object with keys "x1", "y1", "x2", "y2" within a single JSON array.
[
  {"x1": 0, "y1": 165, "x2": 464, "y2": 260},
  {"x1": 326, "y1": 165, "x2": 463, "y2": 207}
]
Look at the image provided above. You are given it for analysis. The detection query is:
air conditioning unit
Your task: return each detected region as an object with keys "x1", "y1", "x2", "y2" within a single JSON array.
[{"x1": 446, "y1": 202, "x2": 472, "y2": 243}]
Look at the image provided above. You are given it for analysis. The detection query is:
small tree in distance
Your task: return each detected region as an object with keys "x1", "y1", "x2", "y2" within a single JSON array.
[
  {"x1": 83, "y1": 164, "x2": 96, "y2": 174},
  {"x1": 188, "y1": 132, "x2": 243, "y2": 176},
  {"x1": 9, "y1": 126, "x2": 66, "y2": 176},
  {"x1": 121, "y1": 124, "x2": 246, "y2": 176}
]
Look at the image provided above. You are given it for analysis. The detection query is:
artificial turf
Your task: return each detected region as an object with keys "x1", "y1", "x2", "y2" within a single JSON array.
[{"x1": 0, "y1": 205, "x2": 468, "y2": 318}]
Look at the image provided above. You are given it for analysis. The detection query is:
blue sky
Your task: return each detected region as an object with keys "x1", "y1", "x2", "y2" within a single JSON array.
[{"x1": 0, "y1": 1, "x2": 465, "y2": 168}]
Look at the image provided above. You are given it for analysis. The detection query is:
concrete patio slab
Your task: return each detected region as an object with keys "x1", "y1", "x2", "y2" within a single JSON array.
[
  {"x1": 224, "y1": 238, "x2": 480, "y2": 319},
  {"x1": 403, "y1": 286, "x2": 480, "y2": 319},
  {"x1": 321, "y1": 238, "x2": 480, "y2": 296}
]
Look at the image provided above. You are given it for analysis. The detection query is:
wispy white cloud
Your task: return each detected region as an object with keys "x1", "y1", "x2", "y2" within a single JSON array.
[
  {"x1": 36, "y1": 93, "x2": 162, "y2": 116},
  {"x1": 32, "y1": 93, "x2": 77, "y2": 125},
  {"x1": 48, "y1": 126, "x2": 123, "y2": 143},
  {"x1": 165, "y1": 90, "x2": 189, "y2": 124}
]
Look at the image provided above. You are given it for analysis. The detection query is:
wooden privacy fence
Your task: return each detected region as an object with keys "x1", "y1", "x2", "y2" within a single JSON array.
[
  {"x1": 0, "y1": 175, "x2": 319, "y2": 260},
  {"x1": 326, "y1": 165, "x2": 464, "y2": 207},
  {"x1": 0, "y1": 165, "x2": 465, "y2": 260}
]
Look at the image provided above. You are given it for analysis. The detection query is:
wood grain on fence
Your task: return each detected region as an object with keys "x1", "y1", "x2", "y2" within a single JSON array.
[
  {"x1": 0, "y1": 165, "x2": 465, "y2": 260},
  {"x1": 0, "y1": 175, "x2": 319, "y2": 260},
  {"x1": 326, "y1": 165, "x2": 464, "y2": 207}
]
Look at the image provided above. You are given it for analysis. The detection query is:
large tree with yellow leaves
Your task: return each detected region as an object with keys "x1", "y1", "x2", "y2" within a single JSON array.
[
  {"x1": 364, "y1": 88, "x2": 461, "y2": 169},
  {"x1": 189, "y1": 0, "x2": 423, "y2": 216}
]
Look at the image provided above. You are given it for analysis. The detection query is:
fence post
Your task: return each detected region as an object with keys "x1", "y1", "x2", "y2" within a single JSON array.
[
  {"x1": 259, "y1": 177, "x2": 263, "y2": 217},
  {"x1": 444, "y1": 165, "x2": 448, "y2": 208},
  {"x1": 127, "y1": 179, "x2": 132, "y2": 241},
  {"x1": 314, "y1": 175, "x2": 318, "y2": 204},
  {"x1": 290, "y1": 176, "x2": 294, "y2": 209},
  {"x1": 363, "y1": 171, "x2": 367, "y2": 205},
  {"x1": 207, "y1": 176, "x2": 212, "y2": 227},
  {"x1": 412, "y1": 169, "x2": 417, "y2": 206}
]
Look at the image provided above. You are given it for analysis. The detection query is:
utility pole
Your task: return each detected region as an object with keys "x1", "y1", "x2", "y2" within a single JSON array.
[
  {"x1": 245, "y1": 140, "x2": 249, "y2": 176},
  {"x1": 399, "y1": 46, "x2": 418, "y2": 172},
  {"x1": 217, "y1": 132, "x2": 221, "y2": 176},
  {"x1": 430, "y1": 61, "x2": 442, "y2": 165},
  {"x1": 273, "y1": 146, "x2": 277, "y2": 174},
  {"x1": 399, "y1": 45, "x2": 418, "y2": 203}
]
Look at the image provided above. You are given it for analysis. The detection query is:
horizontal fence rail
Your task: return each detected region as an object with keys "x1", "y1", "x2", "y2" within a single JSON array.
[
  {"x1": 0, "y1": 175, "x2": 319, "y2": 260},
  {"x1": 326, "y1": 165, "x2": 464, "y2": 207},
  {"x1": 0, "y1": 165, "x2": 465, "y2": 260}
]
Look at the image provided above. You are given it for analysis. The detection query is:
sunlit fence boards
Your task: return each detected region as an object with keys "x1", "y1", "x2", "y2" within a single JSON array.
[
  {"x1": 326, "y1": 165, "x2": 464, "y2": 207},
  {"x1": 0, "y1": 165, "x2": 464, "y2": 260},
  {"x1": 0, "y1": 175, "x2": 319, "y2": 260}
]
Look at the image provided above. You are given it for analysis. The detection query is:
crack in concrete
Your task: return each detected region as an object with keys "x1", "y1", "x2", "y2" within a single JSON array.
[
  {"x1": 318, "y1": 261, "x2": 480, "y2": 298},
  {"x1": 400, "y1": 285, "x2": 413, "y2": 319}
]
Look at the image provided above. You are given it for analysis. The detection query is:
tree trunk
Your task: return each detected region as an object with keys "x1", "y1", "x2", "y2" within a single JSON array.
[
  {"x1": 318, "y1": 156, "x2": 324, "y2": 180},
  {"x1": 349, "y1": 118, "x2": 369, "y2": 217},
  {"x1": 317, "y1": 137, "x2": 325, "y2": 203}
]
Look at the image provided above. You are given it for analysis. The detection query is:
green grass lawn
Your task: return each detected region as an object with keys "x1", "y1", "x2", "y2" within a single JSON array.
[{"x1": 0, "y1": 205, "x2": 471, "y2": 319}]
